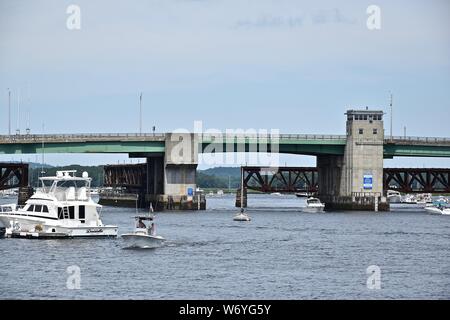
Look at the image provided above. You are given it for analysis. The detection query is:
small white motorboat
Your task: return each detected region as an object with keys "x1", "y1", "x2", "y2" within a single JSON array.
[
  {"x1": 121, "y1": 216, "x2": 165, "y2": 249},
  {"x1": 233, "y1": 209, "x2": 251, "y2": 222},
  {"x1": 302, "y1": 197, "x2": 325, "y2": 213},
  {"x1": 425, "y1": 205, "x2": 450, "y2": 216},
  {"x1": 234, "y1": 168, "x2": 251, "y2": 222}
]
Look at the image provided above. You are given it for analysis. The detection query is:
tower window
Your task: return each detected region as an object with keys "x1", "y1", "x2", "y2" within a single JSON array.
[
  {"x1": 373, "y1": 128, "x2": 378, "y2": 135},
  {"x1": 359, "y1": 129, "x2": 364, "y2": 135}
]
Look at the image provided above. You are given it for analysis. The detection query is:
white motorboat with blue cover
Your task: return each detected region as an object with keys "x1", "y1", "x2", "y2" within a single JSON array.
[{"x1": 0, "y1": 171, "x2": 118, "y2": 238}]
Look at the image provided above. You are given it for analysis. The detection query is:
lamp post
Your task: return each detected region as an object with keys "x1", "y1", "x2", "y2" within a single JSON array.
[{"x1": 390, "y1": 92, "x2": 393, "y2": 141}]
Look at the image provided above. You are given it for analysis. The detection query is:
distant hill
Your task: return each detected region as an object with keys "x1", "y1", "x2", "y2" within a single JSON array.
[
  {"x1": 197, "y1": 167, "x2": 241, "y2": 189},
  {"x1": 200, "y1": 167, "x2": 240, "y2": 178},
  {"x1": 28, "y1": 162, "x2": 53, "y2": 170},
  {"x1": 2, "y1": 162, "x2": 52, "y2": 169}
]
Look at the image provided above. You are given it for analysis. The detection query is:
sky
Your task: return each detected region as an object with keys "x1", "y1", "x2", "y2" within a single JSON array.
[{"x1": 0, "y1": 0, "x2": 449, "y2": 168}]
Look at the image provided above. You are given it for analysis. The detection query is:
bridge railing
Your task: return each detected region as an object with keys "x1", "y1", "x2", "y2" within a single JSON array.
[
  {"x1": 1, "y1": 133, "x2": 448, "y2": 143},
  {"x1": 0, "y1": 133, "x2": 166, "y2": 142},
  {"x1": 386, "y1": 136, "x2": 450, "y2": 143},
  {"x1": 200, "y1": 133, "x2": 346, "y2": 141}
]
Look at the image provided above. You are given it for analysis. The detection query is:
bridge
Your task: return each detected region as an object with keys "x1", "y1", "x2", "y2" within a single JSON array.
[
  {"x1": 1, "y1": 133, "x2": 450, "y2": 158},
  {"x1": 0, "y1": 163, "x2": 33, "y2": 205},
  {"x1": 241, "y1": 166, "x2": 450, "y2": 194},
  {"x1": 1, "y1": 109, "x2": 449, "y2": 211}
]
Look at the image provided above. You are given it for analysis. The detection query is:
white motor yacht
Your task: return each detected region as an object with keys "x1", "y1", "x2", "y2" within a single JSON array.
[
  {"x1": 0, "y1": 170, "x2": 118, "y2": 238},
  {"x1": 121, "y1": 216, "x2": 165, "y2": 248},
  {"x1": 302, "y1": 197, "x2": 325, "y2": 213}
]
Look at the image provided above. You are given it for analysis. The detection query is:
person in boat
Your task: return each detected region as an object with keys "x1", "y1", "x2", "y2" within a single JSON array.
[
  {"x1": 149, "y1": 222, "x2": 156, "y2": 236},
  {"x1": 137, "y1": 218, "x2": 146, "y2": 229}
]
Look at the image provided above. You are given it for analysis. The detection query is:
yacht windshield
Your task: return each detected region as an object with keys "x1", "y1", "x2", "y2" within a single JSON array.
[{"x1": 40, "y1": 178, "x2": 91, "y2": 201}]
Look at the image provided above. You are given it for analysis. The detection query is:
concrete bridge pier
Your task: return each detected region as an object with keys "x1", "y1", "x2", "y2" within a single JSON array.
[
  {"x1": 159, "y1": 133, "x2": 205, "y2": 210},
  {"x1": 317, "y1": 109, "x2": 389, "y2": 211}
]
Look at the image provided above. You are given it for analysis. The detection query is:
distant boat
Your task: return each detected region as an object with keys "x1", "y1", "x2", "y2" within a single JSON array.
[
  {"x1": 271, "y1": 192, "x2": 282, "y2": 196},
  {"x1": 302, "y1": 197, "x2": 325, "y2": 213},
  {"x1": 387, "y1": 190, "x2": 402, "y2": 204},
  {"x1": 234, "y1": 168, "x2": 251, "y2": 222},
  {"x1": 295, "y1": 192, "x2": 310, "y2": 198},
  {"x1": 425, "y1": 205, "x2": 450, "y2": 216},
  {"x1": 234, "y1": 208, "x2": 251, "y2": 222}
]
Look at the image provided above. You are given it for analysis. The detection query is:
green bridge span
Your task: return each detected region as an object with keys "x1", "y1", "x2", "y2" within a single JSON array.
[{"x1": 0, "y1": 133, "x2": 450, "y2": 158}]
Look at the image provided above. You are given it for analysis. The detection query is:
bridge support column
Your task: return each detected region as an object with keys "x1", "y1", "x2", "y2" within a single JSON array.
[
  {"x1": 318, "y1": 109, "x2": 389, "y2": 211},
  {"x1": 161, "y1": 133, "x2": 205, "y2": 210}
]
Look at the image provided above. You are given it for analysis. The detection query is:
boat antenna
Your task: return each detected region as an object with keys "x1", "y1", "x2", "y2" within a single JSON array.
[
  {"x1": 240, "y1": 166, "x2": 244, "y2": 213},
  {"x1": 41, "y1": 122, "x2": 45, "y2": 177},
  {"x1": 135, "y1": 196, "x2": 138, "y2": 215}
]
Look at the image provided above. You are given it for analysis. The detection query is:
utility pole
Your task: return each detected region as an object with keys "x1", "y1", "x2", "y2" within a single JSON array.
[
  {"x1": 16, "y1": 88, "x2": 20, "y2": 135},
  {"x1": 139, "y1": 92, "x2": 142, "y2": 135},
  {"x1": 404, "y1": 126, "x2": 406, "y2": 139}
]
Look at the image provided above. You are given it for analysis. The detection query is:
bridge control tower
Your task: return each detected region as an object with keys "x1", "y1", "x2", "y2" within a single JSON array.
[{"x1": 317, "y1": 108, "x2": 389, "y2": 211}]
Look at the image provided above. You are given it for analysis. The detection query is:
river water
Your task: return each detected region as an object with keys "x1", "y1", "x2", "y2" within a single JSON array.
[{"x1": 0, "y1": 194, "x2": 449, "y2": 299}]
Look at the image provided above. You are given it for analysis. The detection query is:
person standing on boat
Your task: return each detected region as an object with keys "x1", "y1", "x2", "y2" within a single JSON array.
[{"x1": 149, "y1": 222, "x2": 156, "y2": 236}]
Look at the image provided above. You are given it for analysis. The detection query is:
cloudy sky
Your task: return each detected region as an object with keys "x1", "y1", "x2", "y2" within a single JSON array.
[{"x1": 0, "y1": 0, "x2": 449, "y2": 167}]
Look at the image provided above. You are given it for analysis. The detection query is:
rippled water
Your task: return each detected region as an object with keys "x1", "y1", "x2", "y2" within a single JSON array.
[{"x1": 1, "y1": 194, "x2": 449, "y2": 299}]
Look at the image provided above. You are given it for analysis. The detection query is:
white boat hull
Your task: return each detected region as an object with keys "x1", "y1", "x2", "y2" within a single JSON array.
[
  {"x1": 122, "y1": 234, "x2": 165, "y2": 248},
  {"x1": 0, "y1": 214, "x2": 118, "y2": 238},
  {"x1": 302, "y1": 206, "x2": 325, "y2": 213},
  {"x1": 425, "y1": 206, "x2": 450, "y2": 215},
  {"x1": 233, "y1": 213, "x2": 251, "y2": 221},
  {"x1": 387, "y1": 195, "x2": 402, "y2": 204}
]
